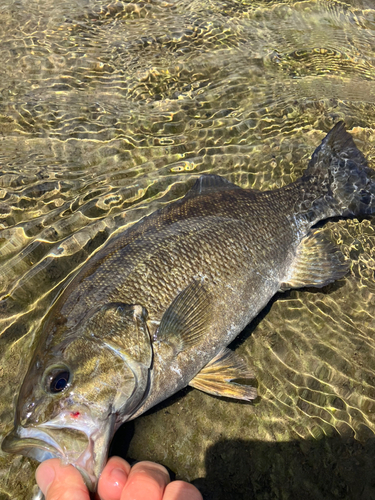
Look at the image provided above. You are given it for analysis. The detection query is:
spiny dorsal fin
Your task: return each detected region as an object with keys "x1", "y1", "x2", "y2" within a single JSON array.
[
  {"x1": 189, "y1": 348, "x2": 257, "y2": 401},
  {"x1": 281, "y1": 231, "x2": 349, "y2": 290},
  {"x1": 185, "y1": 174, "x2": 242, "y2": 199},
  {"x1": 155, "y1": 280, "x2": 211, "y2": 352}
]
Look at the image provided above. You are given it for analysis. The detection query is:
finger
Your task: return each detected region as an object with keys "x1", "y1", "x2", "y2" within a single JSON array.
[
  {"x1": 36, "y1": 458, "x2": 89, "y2": 500},
  {"x1": 120, "y1": 461, "x2": 170, "y2": 500},
  {"x1": 97, "y1": 456, "x2": 131, "y2": 500},
  {"x1": 164, "y1": 481, "x2": 203, "y2": 500}
]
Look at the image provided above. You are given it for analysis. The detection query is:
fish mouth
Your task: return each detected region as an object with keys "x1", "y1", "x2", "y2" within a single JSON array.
[
  {"x1": 2, "y1": 413, "x2": 116, "y2": 491},
  {"x1": 2, "y1": 428, "x2": 60, "y2": 462}
]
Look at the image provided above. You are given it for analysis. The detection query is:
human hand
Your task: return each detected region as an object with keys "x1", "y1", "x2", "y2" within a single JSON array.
[{"x1": 36, "y1": 456, "x2": 203, "y2": 500}]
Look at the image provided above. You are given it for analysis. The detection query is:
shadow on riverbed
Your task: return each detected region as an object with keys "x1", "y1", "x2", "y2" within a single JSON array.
[
  {"x1": 111, "y1": 418, "x2": 375, "y2": 500},
  {"x1": 192, "y1": 435, "x2": 375, "y2": 500}
]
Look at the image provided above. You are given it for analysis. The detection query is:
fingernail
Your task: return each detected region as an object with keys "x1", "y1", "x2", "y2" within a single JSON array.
[
  {"x1": 36, "y1": 464, "x2": 56, "y2": 494},
  {"x1": 109, "y1": 467, "x2": 127, "y2": 487}
]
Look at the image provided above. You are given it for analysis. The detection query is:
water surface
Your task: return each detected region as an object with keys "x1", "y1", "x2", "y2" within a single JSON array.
[{"x1": 1, "y1": 1, "x2": 375, "y2": 498}]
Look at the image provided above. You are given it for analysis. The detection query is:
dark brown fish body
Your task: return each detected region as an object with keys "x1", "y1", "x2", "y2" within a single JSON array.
[
  {"x1": 54, "y1": 180, "x2": 303, "y2": 413},
  {"x1": 3, "y1": 122, "x2": 375, "y2": 491}
]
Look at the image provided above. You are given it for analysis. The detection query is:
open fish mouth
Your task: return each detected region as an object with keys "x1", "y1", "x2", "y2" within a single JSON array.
[
  {"x1": 2, "y1": 427, "x2": 61, "y2": 462},
  {"x1": 1, "y1": 413, "x2": 116, "y2": 491},
  {"x1": 2, "y1": 424, "x2": 96, "y2": 489}
]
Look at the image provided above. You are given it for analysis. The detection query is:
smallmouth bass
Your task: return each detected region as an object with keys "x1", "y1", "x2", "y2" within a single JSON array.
[{"x1": 3, "y1": 122, "x2": 375, "y2": 491}]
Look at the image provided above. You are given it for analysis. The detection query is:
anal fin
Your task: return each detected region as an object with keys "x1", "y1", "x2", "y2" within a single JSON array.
[
  {"x1": 189, "y1": 348, "x2": 257, "y2": 401},
  {"x1": 281, "y1": 230, "x2": 349, "y2": 290}
]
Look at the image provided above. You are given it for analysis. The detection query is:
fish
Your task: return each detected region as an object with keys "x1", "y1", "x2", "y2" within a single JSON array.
[{"x1": 2, "y1": 122, "x2": 375, "y2": 492}]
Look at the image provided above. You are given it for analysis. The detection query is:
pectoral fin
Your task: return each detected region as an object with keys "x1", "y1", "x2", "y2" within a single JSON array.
[
  {"x1": 189, "y1": 348, "x2": 257, "y2": 401},
  {"x1": 155, "y1": 280, "x2": 211, "y2": 353},
  {"x1": 281, "y1": 230, "x2": 349, "y2": 290}
]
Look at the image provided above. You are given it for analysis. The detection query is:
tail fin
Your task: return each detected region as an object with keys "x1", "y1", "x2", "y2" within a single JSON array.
[{"x1": 303, "y1": 121, "x2": 375, "y2": 220}]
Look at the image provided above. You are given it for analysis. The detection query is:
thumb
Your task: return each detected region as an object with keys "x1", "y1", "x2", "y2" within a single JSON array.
[{"x1": 36, "y1": 459, "x2": 90, "y2": 500}]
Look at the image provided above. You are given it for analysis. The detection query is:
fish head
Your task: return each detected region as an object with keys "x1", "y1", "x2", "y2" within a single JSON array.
[{"x1": 2, "y1": 302, "x2": 153, "y2": 491}]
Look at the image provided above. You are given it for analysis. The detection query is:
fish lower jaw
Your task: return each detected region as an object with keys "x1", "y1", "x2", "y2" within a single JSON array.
[
  {"x1": 2, "y1": 423, "x2": 98, "y2": 490},
  {"x1": 2, "y1": 425, "x2": 63, "y2": 462},
  {"x1": 70, "y1": 438, "x2": 97, "y2": 489},
  {"x1": 36, "y1": 412, "x2": 114, "y2": 489},
  {"x1": 3, "y1": 411, "x2": 116, "y2": 492},
  {"x1": 32, "y1": 426, "x2": 101, "y2": 490}
]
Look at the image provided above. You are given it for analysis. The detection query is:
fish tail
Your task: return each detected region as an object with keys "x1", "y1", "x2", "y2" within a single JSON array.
[{"x1": 301, "y1": 121, "x2": 375, "y2": 222}]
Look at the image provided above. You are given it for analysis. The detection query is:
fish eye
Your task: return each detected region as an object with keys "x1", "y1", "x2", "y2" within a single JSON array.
[{"x1": 43, "y1": 365, "x2": 71, "y2": 394}]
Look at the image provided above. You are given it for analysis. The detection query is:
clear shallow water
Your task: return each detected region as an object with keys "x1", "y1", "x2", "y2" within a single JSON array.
[{"x1": 1, "y1": 0, "x2": 375, "y2": 498}]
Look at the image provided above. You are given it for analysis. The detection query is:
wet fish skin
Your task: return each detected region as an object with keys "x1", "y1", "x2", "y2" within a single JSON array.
[{"x1": 2, "y1": 122, "x2": 375, "y2": 491}]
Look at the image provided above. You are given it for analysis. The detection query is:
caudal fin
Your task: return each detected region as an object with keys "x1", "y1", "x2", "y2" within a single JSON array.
[{"x1": 303, "y1": 121, "x2": 375, "y2": 219}]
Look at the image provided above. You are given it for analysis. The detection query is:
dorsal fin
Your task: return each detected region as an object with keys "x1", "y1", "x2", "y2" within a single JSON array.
[{"x1": 185, "y1": 174, "x2": 242, "y2": 199}]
